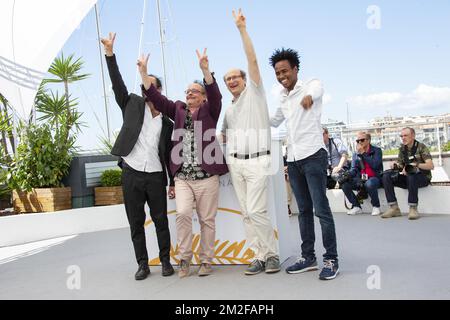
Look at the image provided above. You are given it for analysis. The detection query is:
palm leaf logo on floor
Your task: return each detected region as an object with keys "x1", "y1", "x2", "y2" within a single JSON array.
[{"x1": 149, "y1": 234, "x2": 255, "y2": 265}]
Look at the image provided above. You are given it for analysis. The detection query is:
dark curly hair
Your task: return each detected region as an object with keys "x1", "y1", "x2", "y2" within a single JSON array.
[{"x1": 269, "y1": 48, "x2": 300, "y2": 70}]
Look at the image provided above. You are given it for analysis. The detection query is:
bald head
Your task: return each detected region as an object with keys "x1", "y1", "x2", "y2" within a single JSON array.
[{"x1": 224, "y1": 69, "x2": 247, "y2": 98}]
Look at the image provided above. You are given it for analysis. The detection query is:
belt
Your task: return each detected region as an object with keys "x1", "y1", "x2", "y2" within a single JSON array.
[{"x1": 231, "y1": 150, "x2": 271, "y2": 160}]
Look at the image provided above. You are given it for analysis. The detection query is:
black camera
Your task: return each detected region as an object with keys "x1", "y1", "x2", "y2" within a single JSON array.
[
  {"x1": 404, "y1": 156, "x2": 419, "y2": 175},
  {"x1": 405, "y1": 164, "x2": 419, "y2": 175},
  {"x1": 356, "y1": 186, "x2": 368, "y2": 203},
  {"x1": 332, "y1": 169, "x2": 351, "y2": 185},
  {"x1": 382, "y1": 163, "x2": 400, "y2": 184}
]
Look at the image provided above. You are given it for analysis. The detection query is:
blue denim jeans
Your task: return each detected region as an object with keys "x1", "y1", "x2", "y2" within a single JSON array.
[
  {"x1": 382, "y1": 171, "x2": 430, "y2": 206},
  {"x1": 342, "y1": 177, "x2": 381, "y2": 208},
  {"x1": 288, "y1": 149, "x2": 338, "y2": 262}
]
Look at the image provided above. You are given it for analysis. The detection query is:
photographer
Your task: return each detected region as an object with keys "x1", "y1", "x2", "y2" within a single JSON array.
[
  {"x1": 323, "y1": 127, "x2": 349, "y2": 189},
  {"x1": 381, "y1": 127, "x2": 434, "y2": 220},
  {"x1": 342, "y1": 132, "x2": 383, "y2": 216}
]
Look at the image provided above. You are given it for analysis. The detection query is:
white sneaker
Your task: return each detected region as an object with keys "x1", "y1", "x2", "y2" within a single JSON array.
[
  {"x1": 347, "y1": 206, "x2": 363, "y2": 215},
  {"x1": 371, "y1": 207, "x2": 381, "y2": 216}
]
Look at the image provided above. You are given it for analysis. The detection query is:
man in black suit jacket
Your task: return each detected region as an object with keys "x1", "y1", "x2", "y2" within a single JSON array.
[{"x1": 101, "y1": 32, "x2": 174, "y2": 280}]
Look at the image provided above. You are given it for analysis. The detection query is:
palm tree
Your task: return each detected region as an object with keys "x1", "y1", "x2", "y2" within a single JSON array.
[{"x1": 44, "y1": 53, "x2": 90, "y2": 141}]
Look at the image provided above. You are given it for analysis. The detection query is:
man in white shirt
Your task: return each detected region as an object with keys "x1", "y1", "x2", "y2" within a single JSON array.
[
  {"x1": 221, "y1": 9, "x2": 280, "y2": 275},
  {"x1": 102, "y1": 33, "x2": 175, "y2": 281},
  {"x1": 270, "y1": 48, "x2": 339, "y2": 280}
]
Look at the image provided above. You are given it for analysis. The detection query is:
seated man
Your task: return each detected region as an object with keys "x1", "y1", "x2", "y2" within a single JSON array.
[
  {"x1": 323, "y1": 127, "x2": 349, "y2": 189},
  {"x1": 342, "y1": 132, "x2": 383, "y2": 216},
  {"x1": 381, "y1": 127, "x2": 434, "y2": 220}
]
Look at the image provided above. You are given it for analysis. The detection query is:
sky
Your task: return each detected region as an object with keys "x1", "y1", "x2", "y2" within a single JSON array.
[{"x1": 54, "y1": 0, "x2": 450, "y2": 151}]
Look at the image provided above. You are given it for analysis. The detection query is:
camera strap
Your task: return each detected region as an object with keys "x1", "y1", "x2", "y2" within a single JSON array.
[
  {"x1": 327, "y1": 138, "x2": 339, "y2": 166},
  {"x1": 403, "y1": 140, "x2": 419, "y2": 164}
]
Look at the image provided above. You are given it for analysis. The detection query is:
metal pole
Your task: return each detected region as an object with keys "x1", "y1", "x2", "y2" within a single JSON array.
[
  {"x1": 134, "y1": 0, "x2": 148, "y2": 93},
  {"x1": 437, "y1": 120, "x2": 443, "y2": 166},
  {"x1": 156, "y1": 0, "x2": 169, "y2": 96},
  {"x1": 94, "y1": 4, "x2": 111, "y2": 142}
]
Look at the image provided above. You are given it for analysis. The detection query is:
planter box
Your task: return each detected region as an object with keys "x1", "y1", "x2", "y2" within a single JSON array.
[
  {"x1": 0, "y1": 198, "x2": 11, "y2": 210},
  {"x1": 12, "y1": 187, "x2": 72, "y2": 213},
  {"x1": 94, "y1": 186, "x2": 123, "y2": 206}
]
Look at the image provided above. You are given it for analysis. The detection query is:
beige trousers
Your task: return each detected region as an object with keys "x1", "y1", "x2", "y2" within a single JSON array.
[
  {"x1": 175, "y1": 175, "x2": 219, "y2": 264},
  {"x1": 227, "y1": 155, "x2": 279, "y2": 261}
]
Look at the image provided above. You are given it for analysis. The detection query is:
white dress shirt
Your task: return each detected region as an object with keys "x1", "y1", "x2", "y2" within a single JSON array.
[
  {"x1": 123, "y1": 106, "x2": 163, "y2": 173},
  {"x1": 222, "y1": 80, "x2": 271, "y2": 155},
  {"x1": 270, "y1": 79, "x2": 326, "y2": 162}
]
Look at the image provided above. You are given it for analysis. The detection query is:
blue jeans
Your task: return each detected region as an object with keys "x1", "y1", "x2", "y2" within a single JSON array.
[
  {"x1": 288, "y1": 149, "x2": 338, "y2": 262},
  {"x1": 382, "y1": 172, "x2": 430, "y2": 206},
  {"x1": 342, "y1": 177, "x2": 381, "y2": 208}
]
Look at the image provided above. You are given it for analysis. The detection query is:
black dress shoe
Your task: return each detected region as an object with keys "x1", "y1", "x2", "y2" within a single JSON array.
[
  {"x1": 161, "y1": 260, "x2": 175, "y2": 277},
  {"x1": 135, "y1": 264, "x2": 150, "y2": 281}
]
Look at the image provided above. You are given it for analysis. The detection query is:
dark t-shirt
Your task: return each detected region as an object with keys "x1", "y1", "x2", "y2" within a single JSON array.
[{"x1": 398, "y1": 141, "x2": 432, "y2": 180}]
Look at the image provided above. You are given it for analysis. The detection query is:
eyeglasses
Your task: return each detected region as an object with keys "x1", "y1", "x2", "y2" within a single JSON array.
[
  {"x1": 356, "y1": 138, "x2": 367, "y2": 144},
  {"x1": 185, "y1": 88, "x2": 204, "y2": 95},
  {"x1": 225, "y1": 75, "x2": 242, "y2": 82}
]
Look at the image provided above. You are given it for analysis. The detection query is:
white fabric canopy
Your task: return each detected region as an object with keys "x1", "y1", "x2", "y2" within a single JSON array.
[{"x1": 0, "y1": 0, "x2": 97, "y2": 120}]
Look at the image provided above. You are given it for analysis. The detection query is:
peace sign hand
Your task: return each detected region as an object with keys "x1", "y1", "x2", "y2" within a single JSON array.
[
  {"x1": 196, "y1": 48, "x2": 209, "y2": 72},
  {"x1": 232, "y1": 8, "x2": 246, "y2": 30},
  {"x1": 100, "y1": 32, "x2": 116, "y2": 56},
  {"x1": 137, "y1": 53, "x2": 150, "y2": 75}
]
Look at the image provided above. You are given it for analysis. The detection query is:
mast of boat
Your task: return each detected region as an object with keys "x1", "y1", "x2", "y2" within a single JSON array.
[
  {"x1": 156, "y1": 0, "x2": 169, "y2": 96},
  {"x1": 134, "y1": 0, "x2": 148, "y2": 94},
  {"x1": 94, "y1": 3, "x2": 111, "y2": 143}
]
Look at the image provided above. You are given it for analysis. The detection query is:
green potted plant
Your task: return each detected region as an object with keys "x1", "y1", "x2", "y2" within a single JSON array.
[
  {"x1": 0, "y1": 168, "x2": 12, "y2": 212},
  {"x1": 94, "y1": 169, "x2": 123, "y2": 206},
  {"x1": 6, "y1": 53, "x2": 88, "y2": 214},
  {"x1": 8, "y1": 123, "x2": 74, "y2": 213},
  {"x1": 1, "y1": 94, "x2": 15, "y2": 213}
]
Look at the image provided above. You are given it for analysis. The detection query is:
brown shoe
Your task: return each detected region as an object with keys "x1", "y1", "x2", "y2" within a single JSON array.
[
  {"x1": 408, "y1": 207, "x2": 420, "y2": 220},
  {"x1": 381, "y1": 205, "x2": 402, "y2": 219},
  {"x1": 198, "y1": 263, "x2": 213, "y2": 277},
  {"x1": 178, "y1": 260, "x2": 190, "y2": 278}
]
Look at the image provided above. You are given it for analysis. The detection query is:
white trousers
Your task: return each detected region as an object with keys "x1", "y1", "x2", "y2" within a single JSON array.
[{"x1": 227, "y1": 155, "x2": 279, "y2": 261}]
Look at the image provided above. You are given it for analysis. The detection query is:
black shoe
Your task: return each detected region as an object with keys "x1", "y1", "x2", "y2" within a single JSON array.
[
  {"x1": 135, "y1": 264, "x2": 150, "y2": 281},
  {"x1": 161, "y1": 260, "x2": 175, "y2": 277}
]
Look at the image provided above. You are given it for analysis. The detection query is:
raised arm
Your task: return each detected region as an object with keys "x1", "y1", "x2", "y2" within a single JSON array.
[
  {"x1": 196, "y1": 48, "x2": 213, "y2": 85},
  {"x1": 101, "y1": 32, "x2": 129, "y2": 110},
  {"x1": 196, "y1": 49, "x2": 222, "y2": 120},
  {"x1": 233, "y1": 9, "x2": 261, "y2": 85},
  {"x1": 138, "y1": 53, "x2": 177, "y2": 120}
]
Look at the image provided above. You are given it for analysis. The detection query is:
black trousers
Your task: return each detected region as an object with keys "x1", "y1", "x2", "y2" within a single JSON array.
[{"x1": 122, "y1": 164, "x2": 171, "y2": 266}]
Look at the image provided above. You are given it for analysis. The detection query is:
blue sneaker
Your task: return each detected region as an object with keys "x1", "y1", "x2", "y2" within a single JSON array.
[
  {"x1": 286, "y1": 257, "x2": 318, "y2": 274},
  {"x1": 319, "y1": 259, "x2": 339, "y2": 280}
]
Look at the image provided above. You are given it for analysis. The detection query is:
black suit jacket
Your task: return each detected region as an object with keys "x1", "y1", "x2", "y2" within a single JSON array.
[{"x1": 105, "y1": 54, "x2": 174, "y2": 186}]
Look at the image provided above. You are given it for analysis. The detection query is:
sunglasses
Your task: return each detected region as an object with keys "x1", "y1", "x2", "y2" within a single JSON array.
[{"x1": 356, "y1": 139, "x2": 367, "y2": 144}]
